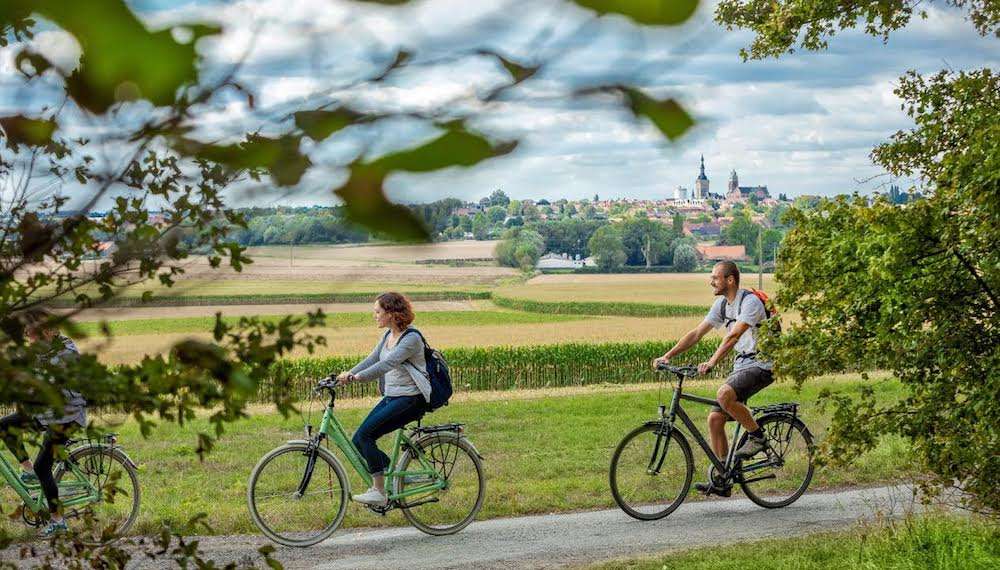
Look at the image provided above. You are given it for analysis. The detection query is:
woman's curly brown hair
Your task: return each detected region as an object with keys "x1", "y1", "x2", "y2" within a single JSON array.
[{"x1": 376, "y1": 292, "x2": 414, "y2": 329}]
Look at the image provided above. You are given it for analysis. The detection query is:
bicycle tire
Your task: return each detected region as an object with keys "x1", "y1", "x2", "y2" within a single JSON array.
[
  {"x1": 247, "y1": 442, "x2": 349, "y2": 547},
  {"x1": 737, "y1": 414, "x2": 815, "y2": 508},
  {"x1": 54, "y1": 445, "x2": 141, "y2": 543},
  {"x1": 395, "y1": 433, "x2": 485, "y2": 536},
  {"x1": 610, "y1": 423, "x2": 693, "y2": 521}
]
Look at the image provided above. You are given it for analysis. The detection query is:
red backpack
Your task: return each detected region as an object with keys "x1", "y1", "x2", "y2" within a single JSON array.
[{"x1": 720, "y1": 288, "x2": 780, "y2": 331}]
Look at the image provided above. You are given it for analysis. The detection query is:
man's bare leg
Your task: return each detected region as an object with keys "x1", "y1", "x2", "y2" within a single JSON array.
[
  {"x1": 716, "y1": 385, "x2": 759, "y2": 433},
  {"x1": 707, "y1": 411, "x2": 729, "y2": 460}
]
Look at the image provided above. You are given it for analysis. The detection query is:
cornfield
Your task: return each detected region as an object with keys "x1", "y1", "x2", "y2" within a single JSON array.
[{"x1": 261, "y1": 339, "x2": 724, "y2": 402}]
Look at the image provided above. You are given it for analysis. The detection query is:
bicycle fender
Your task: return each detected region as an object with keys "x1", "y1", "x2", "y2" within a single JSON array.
[
  {"x1": 460, "y1": 437, "x2": 485, "y2": 461},
  {"x1": 81, "y1": 444, "x2": 139, "y2": 470}
]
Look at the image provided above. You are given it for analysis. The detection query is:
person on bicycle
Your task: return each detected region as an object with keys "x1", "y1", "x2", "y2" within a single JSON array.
[
  {"x1": 333, "y1": 292, "x2": 431, "y2": 506},
  {"x1": 653, "y1": 261, "x2": 773, "y2": 497},
  {"x1": 0, "y1": 308, "x2": 86, "y2": 537}
]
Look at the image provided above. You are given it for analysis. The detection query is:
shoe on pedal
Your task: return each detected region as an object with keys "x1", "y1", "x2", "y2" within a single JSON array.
[
  {"x1": 19, "y1": 471, "x2": 39, "y2": 485},
  {"x1": 39, "y1": 519, "x2": 68, "y2": 539},
  {"x1": 352, "y1": 487, "x2": 387, "y2": 506},
  {"x1": 694, "y1": 481, "x2": 732, "y2": 498},
  {"x1": 735, "y1": 435, "x2": 767, "y2": 459}
]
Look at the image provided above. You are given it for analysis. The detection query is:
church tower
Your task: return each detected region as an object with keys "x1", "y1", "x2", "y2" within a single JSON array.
[
  {"x1": 728, "y1": 170, "x2": 739, "y2": 194},
  {"x1": 694, "y1": 154, "x2": 710, "y2": 199}
]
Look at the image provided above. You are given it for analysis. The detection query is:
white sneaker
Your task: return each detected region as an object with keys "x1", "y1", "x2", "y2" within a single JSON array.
[{"x1": 352, "y1": 487, "x2": 387, "y2": 506}]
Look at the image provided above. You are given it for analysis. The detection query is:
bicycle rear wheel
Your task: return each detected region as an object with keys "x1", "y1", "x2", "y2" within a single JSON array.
[
  {"x1": 737, "y1": 415, "x2": 815, "y2": 508},
  {"x1": 609, "y1": 423, "x2": 693, "y2": 520},
  {"x1": 55, "y1": 445, "x2": 140, "y2": 543},
  {"x1": 395, "y1": 433, "x2": 485, "y2": 536},
  {"x1": 247, "y1": 442, "x2": 349, "y2": 547}
]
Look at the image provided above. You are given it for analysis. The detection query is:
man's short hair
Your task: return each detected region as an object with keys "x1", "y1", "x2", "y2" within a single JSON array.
[{"x1": 715, "y1": 261, "x2": 740, "y2": 285}]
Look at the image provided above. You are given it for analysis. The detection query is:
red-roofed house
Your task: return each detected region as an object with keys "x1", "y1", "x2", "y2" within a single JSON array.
[{"x1": 696, "y1": 244, "x2": 747, "y2": 262}]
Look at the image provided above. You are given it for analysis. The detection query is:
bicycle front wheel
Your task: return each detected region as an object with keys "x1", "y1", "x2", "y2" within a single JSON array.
[
  {"x1": 395, "y1": 433, "x2": 485, "y2": 536},
  {"x1": 610, "y1": 423, "x2": 693, "y2": 520},
  {"x1": 737, "y1": 415, "x2": 815, "y2": 508},
  {"x1": 247, "y1": 442, "x2": 349, "y2": 547},
  {"x1": 55, "y1": 445, "x2": 141, "y2": 544}
]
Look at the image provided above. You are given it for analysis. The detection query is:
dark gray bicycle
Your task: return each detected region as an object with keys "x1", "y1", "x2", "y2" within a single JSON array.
[{"x1": 610, "y1": 364, "x2": 815, "y2": 520}]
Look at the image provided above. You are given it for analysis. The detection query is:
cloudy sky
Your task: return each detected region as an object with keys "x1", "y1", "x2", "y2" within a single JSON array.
[{"x1": 4, "y1": 0, "x2": 998, "y2": 207}]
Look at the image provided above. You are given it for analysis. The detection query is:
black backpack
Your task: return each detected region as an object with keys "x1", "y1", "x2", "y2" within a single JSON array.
[{"x1": 400, "y1": 328, "x2": 453, "y2": 412}]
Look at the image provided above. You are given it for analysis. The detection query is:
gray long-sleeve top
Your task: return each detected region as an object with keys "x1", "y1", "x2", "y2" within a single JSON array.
[
  {"x1": 350, "y1": 329, "x2": 431, "y2": 402},
  {"x1": 35, "y1": 334, "x2": 87, "y2": 427}
]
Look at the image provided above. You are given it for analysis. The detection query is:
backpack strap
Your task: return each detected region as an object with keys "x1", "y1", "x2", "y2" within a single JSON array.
[
  {"x1": 398, "y1": 328, "x2": 430, "y2": 378},
  {"x1": 399, "y1": 327, "x2": 429, "y2": 348}
]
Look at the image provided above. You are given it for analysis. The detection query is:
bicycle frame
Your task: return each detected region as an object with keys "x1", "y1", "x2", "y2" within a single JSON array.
[
  {"x1": 313, "y1": 400, "x2": 446, "y2": 502},
  {"x1": 0, "y1": 448, "x2": 99, "y2": 514},
  {"x1": 652, "y1": 374, "x2": 746, "y2": 480}
]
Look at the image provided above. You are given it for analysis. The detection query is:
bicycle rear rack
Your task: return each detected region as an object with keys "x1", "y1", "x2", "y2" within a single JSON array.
[{"x1": 751, "y1": 402, "x2": 798, "y2": 416}]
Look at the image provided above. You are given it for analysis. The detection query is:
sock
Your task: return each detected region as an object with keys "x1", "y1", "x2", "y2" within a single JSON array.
[{"x1": 749, "y1": 428, "x2": 764, "y2": 439}]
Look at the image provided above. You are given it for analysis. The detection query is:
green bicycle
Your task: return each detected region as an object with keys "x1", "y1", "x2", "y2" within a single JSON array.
[
  {"x1": 247, "y1": 379, "x2": 486, "y2": 547},
  {"x1": 1, "y1": 433, "x2": 140, "y2": 543}
]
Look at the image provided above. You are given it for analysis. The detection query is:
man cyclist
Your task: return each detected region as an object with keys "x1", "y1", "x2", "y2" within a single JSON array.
[
  {"x1": 653, "y1": 261, "x2": 774, "y2": 497},
  {"x1": 0, "y1": 309, "x2": 86, "y2": 537}
]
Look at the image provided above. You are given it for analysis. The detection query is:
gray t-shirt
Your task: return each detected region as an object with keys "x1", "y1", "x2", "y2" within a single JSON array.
[{"x1": 704, "y1": 290, "x2": 773, "y2": 372}]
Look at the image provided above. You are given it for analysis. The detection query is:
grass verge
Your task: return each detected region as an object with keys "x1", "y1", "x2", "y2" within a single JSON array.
[
  {"x1": 0, "y1": 375, "x2": 911, "y2": 538},
  {"x1": 587, "y1": 514, "x2": 999, "y2": 569}
]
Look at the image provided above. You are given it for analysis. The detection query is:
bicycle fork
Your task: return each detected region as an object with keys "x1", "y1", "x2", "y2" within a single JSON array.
[
  {"x1": 647, "y1": 404, "x2": 674, "y2": 475},
  {"x1": 295, "y1": 438, "x2": 323, "y2": 499}
]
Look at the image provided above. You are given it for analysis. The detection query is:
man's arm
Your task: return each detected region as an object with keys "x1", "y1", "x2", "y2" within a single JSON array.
[
  {"x1": 654, "y1": 321, "x2": 715, "y2": 367},
  {"x1": 698, "y1": 322, "x2": 751, "y2": 374}
]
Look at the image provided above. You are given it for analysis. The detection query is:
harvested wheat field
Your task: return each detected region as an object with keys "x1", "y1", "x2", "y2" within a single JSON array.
[{"x1": 497, "y1": 273, "x2": 778, "y2": 306}]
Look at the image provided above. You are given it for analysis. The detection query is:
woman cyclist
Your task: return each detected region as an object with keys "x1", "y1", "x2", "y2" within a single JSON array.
[
  {"x1": 333, "y1": 292, "x2": 431, "y2": 506},
  {"x1": 0, "y1": 308, "x2": 86, "y2": 537}
]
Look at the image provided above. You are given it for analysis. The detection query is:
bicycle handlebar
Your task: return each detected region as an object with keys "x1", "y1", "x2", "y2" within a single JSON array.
[
  {"x1": 314, "y1": 376, "x2": 339, "y2": 395},
  {"x1": 656, "y1": 364, "x2": 700, "y2": 377}
]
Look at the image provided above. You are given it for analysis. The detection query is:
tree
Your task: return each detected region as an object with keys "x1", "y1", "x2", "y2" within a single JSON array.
[
  {"x1": 534, "y1": 218, "x2": 605, "y2": 258},
  {"x1": 488, "y1": 188, "x2": 510, "y2": 207},
  {"x1": 718, "y1": 1, "x2": 1000, "y2": 512},
  {"x1": 716, "y1": 0, "x2": 999, "y2": 60},
  {"x1": 587, "y1": 225, "x2": 626, "y2": 271},
  {"x1": 721, "y1": 211, "x2": 762, "y2": 258},
  {"x1": 507, "y1": 199, "x2": 522, "y2": 217},
  {"x1": 621, "y1": 217, "x2": 674, "y2": 267},
  {"x1": 673, "y1": 243, "x2": 698, "y2": 272},
  {"x1": 495, "y1": 227, "x2": 544, "y2": 271},
  {"x1": 471, "y1": 212, "x2": 490, "y2": 240},
  {"x1": 487, "y1": 205, "x2": 507, "y2": 224},
  {"x1": 672, "y1": 213, "x2": 685, "y2": 235}
]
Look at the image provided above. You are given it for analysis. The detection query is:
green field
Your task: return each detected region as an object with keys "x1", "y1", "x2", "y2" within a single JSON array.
[
  {"x1": 588, "y1": 515, "x2": 1000, "y2": 570},
  {"x1": 0, "y1": 376, "x2": 912, "y2": 539}
]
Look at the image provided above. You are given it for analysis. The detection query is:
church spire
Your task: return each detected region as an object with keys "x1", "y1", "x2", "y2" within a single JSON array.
[{"x1": 699, "y1": 154, "x2": 705, "y2": 177}]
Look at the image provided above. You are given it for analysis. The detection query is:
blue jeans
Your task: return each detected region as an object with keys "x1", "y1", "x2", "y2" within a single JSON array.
[{"x1": 353, "y1": 395, "x2": 426, "y2": 475}]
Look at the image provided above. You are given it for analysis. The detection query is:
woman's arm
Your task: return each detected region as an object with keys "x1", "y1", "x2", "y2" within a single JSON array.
[
  {"x1": 353, "y1": 333, "x2": 422, "y2": 382},
  {"x1": 347, "y1": 332, "x2": 388, "y2": 377}
]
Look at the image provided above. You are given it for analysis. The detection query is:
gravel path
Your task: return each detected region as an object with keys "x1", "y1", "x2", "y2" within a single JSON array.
[{"x1": 126, "y1": 485, "x2": 918, "y2": 569}]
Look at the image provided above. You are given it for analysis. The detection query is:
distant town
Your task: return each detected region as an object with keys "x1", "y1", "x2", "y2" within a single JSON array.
[{"x1": 80, "y1": 154, "x2": 918, "y2": 273}]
